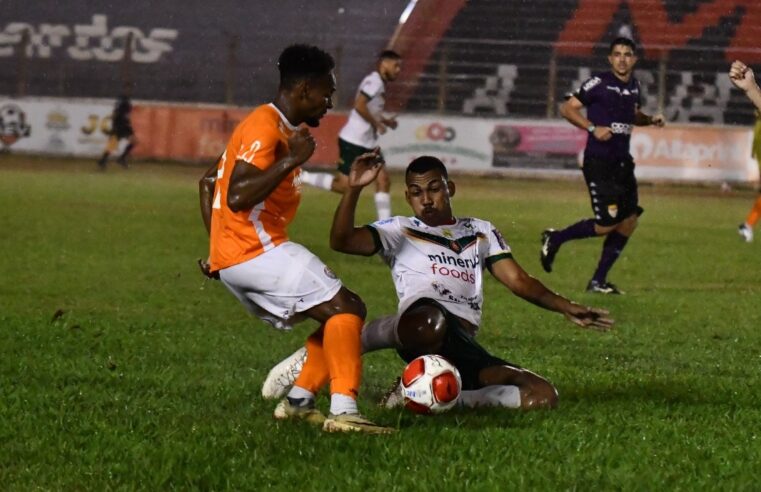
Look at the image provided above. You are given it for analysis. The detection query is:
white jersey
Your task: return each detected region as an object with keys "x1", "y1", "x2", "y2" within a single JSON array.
[
  {"x1": 368, "y1": 216, "x2": 513, "y2": 327},
  {"x1": 339, "y1": 71, "x2": 386, "y2": 148}
]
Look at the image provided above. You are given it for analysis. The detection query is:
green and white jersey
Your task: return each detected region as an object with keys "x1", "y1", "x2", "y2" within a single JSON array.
[
  {"x1": 339, "y1": 71, "x2": 386, "y2": 148},
  {"x1": 367, "y1": 216, "x2": 513, "y2": 327}
]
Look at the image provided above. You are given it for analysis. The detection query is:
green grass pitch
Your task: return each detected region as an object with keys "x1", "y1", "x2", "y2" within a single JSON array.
[{"x1": 2, "y1": 154, "x2": 760, "y2": 490}]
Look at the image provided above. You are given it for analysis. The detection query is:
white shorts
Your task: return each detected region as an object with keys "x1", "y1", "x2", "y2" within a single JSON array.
[{"x1": 219, "y1": 241, "x2": 342, "y2": 330}]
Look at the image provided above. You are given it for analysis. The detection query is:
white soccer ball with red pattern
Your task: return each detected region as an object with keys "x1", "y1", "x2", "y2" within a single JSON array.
[{"x1": 400, "y1": 354, "x2": 462, "y2": 414}]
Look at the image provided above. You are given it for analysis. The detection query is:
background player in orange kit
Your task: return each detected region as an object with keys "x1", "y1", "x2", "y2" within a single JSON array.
[{"x1": 198, "y1": 44, "x2": 392, "y2": 434}]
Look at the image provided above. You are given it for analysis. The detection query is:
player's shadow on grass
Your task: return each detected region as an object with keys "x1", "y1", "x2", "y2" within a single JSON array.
[{"x1": 564, "y1": 380, "x2": 753, "y2": 409}]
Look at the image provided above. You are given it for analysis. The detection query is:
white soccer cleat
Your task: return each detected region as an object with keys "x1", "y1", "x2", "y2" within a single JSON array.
[
  {"x1": 261, "y1": 347, "x2": 307, "y2": 400},
  {"x1": 738, "y1": 223, "x2": 754, "y2": 242}
]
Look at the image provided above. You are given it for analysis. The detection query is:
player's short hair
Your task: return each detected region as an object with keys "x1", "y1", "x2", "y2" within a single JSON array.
[
  {"x1": 278, "y1": 44, "x2": 335, "y2": 89},
  {"x1": 378, "y1": 49, "x2": 402, "y2": 61},
  {"x1": 609, "y1": 37, "x2": 636, "y2": 54},
  {"x1": 406, "y1": 156, "x2": 448, "y2": 180}
]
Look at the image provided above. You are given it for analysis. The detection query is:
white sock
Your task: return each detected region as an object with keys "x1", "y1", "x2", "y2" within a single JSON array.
[
  {"x1": 287, "y1": 385, "x2": 315, "y2": 403},
  {"x1": 329, "y1": 393, "x2": 358, "y2": 415},
  {"x1": 458, "y1": 385, "x2": 521, "y2": 408},
  {"x1": 374, "y1": 191, "x2": 391, "y2": 220},
  {"x1": 301, "y1": 170, "x2": 334, "y2": 191}
]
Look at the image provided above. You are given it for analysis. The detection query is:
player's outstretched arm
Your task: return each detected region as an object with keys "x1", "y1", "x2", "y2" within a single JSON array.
[
  {"x1": 489, "y1": 258, "x2": 614, "y2": 331},
  {"x1": 635, "y1": 109, "x2": 665, "y2": 127},
  {"x1": 729, "y1": 60, "x2": 761, "y2": 112},
  {"x1": 330, "y1": 149, "x2": 384, "y2": 256},
  {"x1": 227, "y1": 128, "x2": 315, "y2": 212}
]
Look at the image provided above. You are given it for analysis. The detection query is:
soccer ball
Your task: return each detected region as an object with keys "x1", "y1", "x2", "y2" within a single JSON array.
[{"x1": 400, "y1": 354, "x2": 462, "y2": 414}]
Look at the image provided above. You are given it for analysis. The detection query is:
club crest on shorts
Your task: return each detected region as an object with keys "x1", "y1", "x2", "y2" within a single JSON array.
[
  {"x1": 608, "y1": 204, "x2": 618, "y2": 218},
  {"x1": 323, "y1": 266, "x2": 337, "y2": 279}
]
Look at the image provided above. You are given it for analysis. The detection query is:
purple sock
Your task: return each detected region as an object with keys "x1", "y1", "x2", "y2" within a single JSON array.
[
  {"x1": 552, "y1": 218, "x2": 597, "y2": 246},
  {"x1": 592, "y1": 232, "x2": 629, "y2": 283}
]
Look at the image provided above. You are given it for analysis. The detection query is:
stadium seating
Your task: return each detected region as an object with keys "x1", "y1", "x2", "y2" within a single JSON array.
[{"x1": 403, "y1": 0, "x2": 758, "y2": 125}]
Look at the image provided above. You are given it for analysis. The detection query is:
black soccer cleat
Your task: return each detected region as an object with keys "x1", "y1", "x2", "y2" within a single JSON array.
[
  {"x1": 586, "y1": 280, "x2": 624, "y2": 295},
  {"x1": 540, "y1": 229, "x2": 559, "y2": 273}
]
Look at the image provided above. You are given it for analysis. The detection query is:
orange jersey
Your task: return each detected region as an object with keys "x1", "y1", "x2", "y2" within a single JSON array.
[{"x1": 209, "y1": 103, "x2": 301, "y2": 271}]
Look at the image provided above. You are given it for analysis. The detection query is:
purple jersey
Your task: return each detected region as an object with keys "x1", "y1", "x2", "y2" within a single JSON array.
[{"x1": 572, "y1": 71, "x2": 641, "y2": 162}]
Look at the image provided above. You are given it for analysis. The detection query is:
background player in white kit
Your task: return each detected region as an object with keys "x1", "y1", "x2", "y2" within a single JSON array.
[
  {"x1": 265, "y1": 154, "x2": 614, "y2": 411},
  {"x1": 300, "y1": 50, "x2": 402, "y2": 220}
]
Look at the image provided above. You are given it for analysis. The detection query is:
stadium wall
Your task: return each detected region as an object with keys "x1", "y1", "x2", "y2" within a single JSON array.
[
  {"x1": 0, "y1": 1, "x2": 407, "y2": 108},
  {"x1": 2, "y1": 96, "x2": 757, "y2": 184}
]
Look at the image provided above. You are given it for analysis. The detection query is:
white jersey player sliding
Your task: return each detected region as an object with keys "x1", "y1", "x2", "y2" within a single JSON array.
[{"x1": 264, "y1": 152, "x2": 614, "y2": 411}]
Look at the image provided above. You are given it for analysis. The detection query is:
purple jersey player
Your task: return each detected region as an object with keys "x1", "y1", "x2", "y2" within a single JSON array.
[{"x1": 541, "y1": 37, "x2": 665, "y2": 294}]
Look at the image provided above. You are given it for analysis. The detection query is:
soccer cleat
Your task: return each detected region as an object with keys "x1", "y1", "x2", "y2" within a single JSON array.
[
  {"x1": 273, "y1": 398, "x2": 326, "y2": 425},
  {"x1": 586, "y1": 280, "x2": 624, "y2": 295},
  {"x1": 738, "y1": 223, "x2": 754, "y2": 242},
  {"x1": 540, "y1": 229, "x2": 559, "y2": 273},
  {"x1": 261, "y1": 347, "x2": 307, "y2": 400},
  {"x1": 322, "y1": 413, "x2": 395, "y2": 434},
  {"x1": 378, "y1": 377, "x2": 404, "y2": 409}
]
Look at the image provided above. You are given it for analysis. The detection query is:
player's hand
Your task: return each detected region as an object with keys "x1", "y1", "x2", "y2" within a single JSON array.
[
  {"x1": 288, "y1": 127, "x2": 316, "y2": 165},
  {"x1": 592, "y1": 126, "x2": 613, "y2": 141},
  {"x1": 563, "y1": 303, "x2": 614, "y2": 331},
  {"x1": 348, "y1": 147, "x2": 384, "y2": 189},
  {"x1": 651, "y1": 114, "x2": 666, "y2": 127},
  {"x1": 729, "y1": 60, "x2": 758, "y2": 92},
  {"x1": 374, "y1": 121, "x2": 388, "y2": 135},
  {"x1": 198, "y1": 258, "x2": 220, "y2": 280},
  {"x1": 383, "y1": 117, "x2": 398, "y2": 130}
]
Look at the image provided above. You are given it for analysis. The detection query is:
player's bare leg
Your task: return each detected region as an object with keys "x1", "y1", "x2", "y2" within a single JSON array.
[
  {"x1": 117, "y1": 135, "x2": 137, "y2": 168},
  {"x1": 374, "y1": 166, "x2": 392, "y2": 220},
  {"x1": 300, "y1": 169, "x2": 338, "y2": 192},
  {"x1": 477, "y1": 365, "x2": 558, "y2": 410},
  {"x1": 97, "y1": 135, "x2": 119, "y2": 169}
]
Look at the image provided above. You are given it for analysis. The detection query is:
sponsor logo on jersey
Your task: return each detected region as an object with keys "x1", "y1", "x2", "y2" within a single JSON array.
[
  {"x1": 608, "y1": 204, "x2": 618, "y2": 218},
  {"x1": 606, "y1": 86, "x2": 639, "y2": 96},
  {"x1": 582, "y1": 77, "x2": 602, "y2": 92},
  {"x1": 610, "y1": 122, "x2": 633, "y2": 135},
  {"x1": 428, "y1": 252, "x2": 479, "y2": 284}
]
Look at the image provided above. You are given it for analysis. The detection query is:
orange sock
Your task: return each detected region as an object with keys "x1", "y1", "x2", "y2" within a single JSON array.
[
  {"x1": 746, "y1": 195, "x2": 761, "y2": 227},
  {"x1": 323, "y1": 313, "x2": 363, "y2": 398},
  {"x1": 292, "y1": 330, "x2": 329, "y2": 394}
]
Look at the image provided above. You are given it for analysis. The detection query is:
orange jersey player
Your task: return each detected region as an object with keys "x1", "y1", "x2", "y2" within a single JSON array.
[
  {"x1": 208, "y1": 104, "x2": 301, "y2": 271},
  {"x1": 198, "y1": 44, "x2": 393, "y2": 434}
]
